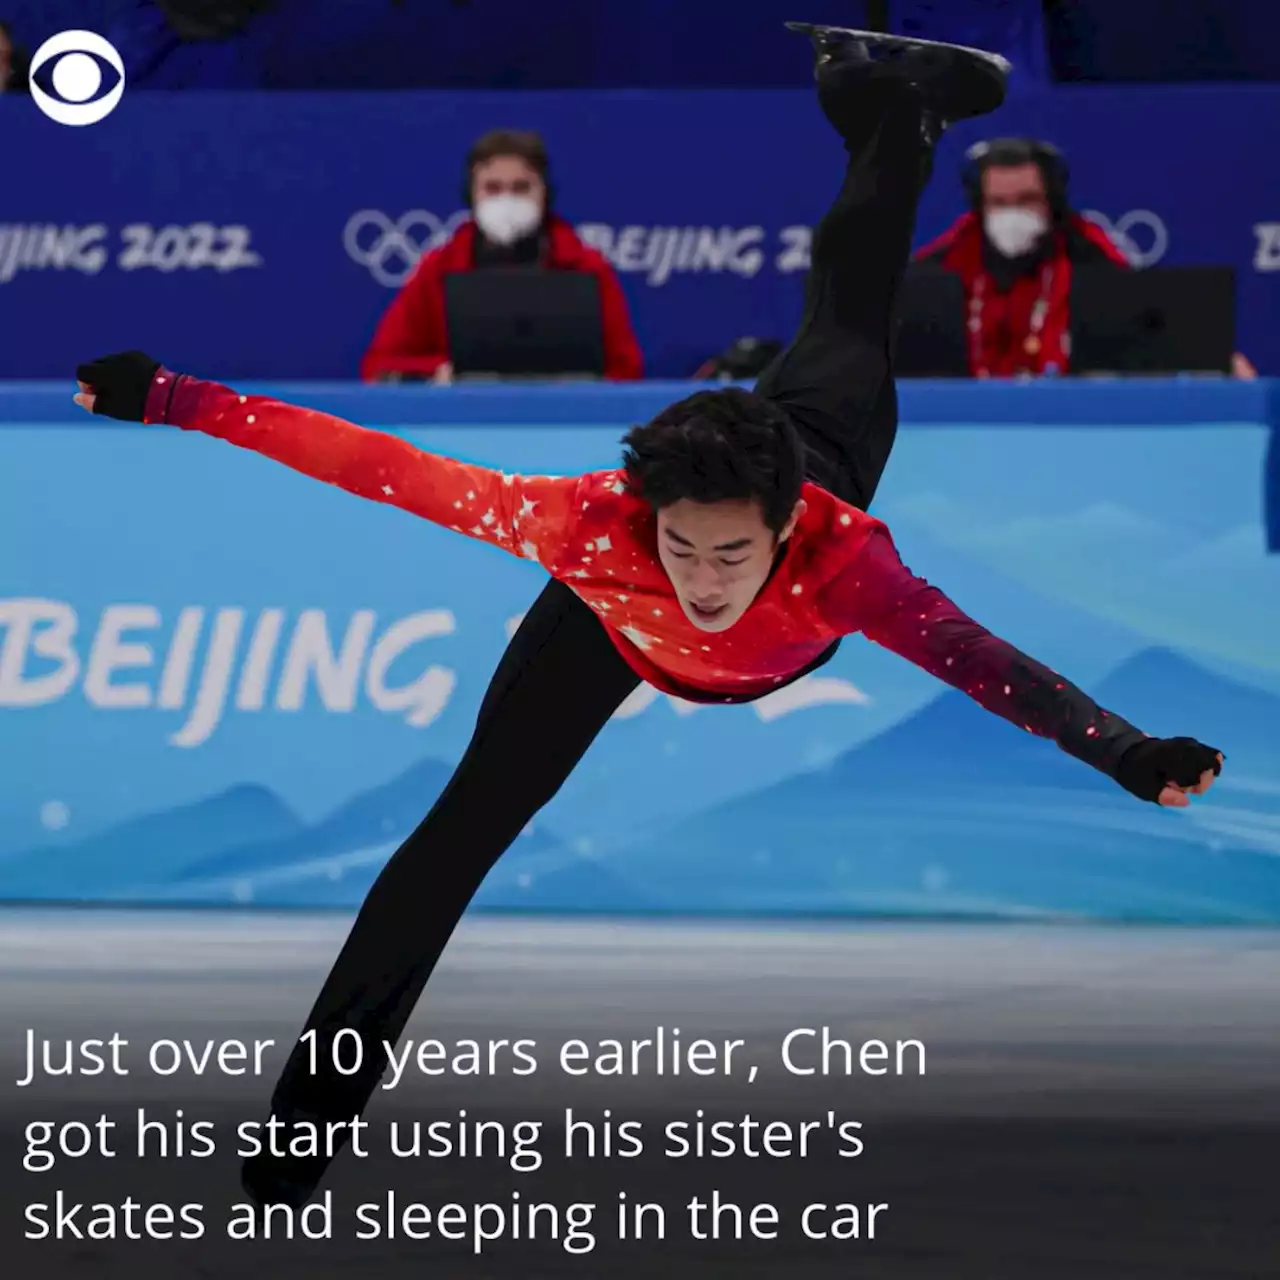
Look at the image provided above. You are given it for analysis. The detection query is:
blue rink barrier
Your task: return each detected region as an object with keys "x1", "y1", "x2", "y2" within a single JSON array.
[{"x1": 2, "y1": 380, "x2": 1279, "y2": 923}]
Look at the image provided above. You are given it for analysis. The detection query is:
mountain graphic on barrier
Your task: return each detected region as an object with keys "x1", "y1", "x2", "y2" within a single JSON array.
[
  {"x1": 1089, "y1": 646, "x2": 1280, "y2": 756},
  {"x1": 165, "y1": 753, "x2": 651, "y2": 911},
  {"x1": 596, "y1": 647, "x2": 1280, "y2": 922},
  {"x1": 0, "y1": 751, "x2": 649, "y2": 911},
  {"x1": 0, "y1": 784, "x2": 302, "y2": 900},
  {"x1": 176, "y1": 756, "x2": 458, "y2": 883},
  {"x1": 1, "y1": 647, "x2": 1275, "y2": 919}
]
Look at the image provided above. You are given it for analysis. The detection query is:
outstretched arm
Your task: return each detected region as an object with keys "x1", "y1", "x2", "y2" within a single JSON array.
[
  {"x1": 75, "y1": 354, "x2": 583, "y2": 569},
  {"x1": 821, "y1": 527, "x2": 1223, "y2": 803}
]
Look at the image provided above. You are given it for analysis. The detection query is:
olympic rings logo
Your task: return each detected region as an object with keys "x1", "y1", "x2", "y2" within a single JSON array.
[
  {"x1": 343, "y1": 209, "x2": 471, "y2": 288},
  {"x1": 1081, "y1": 209, "x2": 1169, "y2": 269}
]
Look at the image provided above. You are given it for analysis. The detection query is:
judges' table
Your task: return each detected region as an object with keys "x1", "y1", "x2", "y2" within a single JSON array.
[{"x1": 1, "y1": 378, "x2": 1277, "y2": 922}]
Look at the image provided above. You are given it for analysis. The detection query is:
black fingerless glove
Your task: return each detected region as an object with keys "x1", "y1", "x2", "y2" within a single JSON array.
[
  {"x1": 1114, "y1": 736, "x2": 1223, "y2": 803},
  {"x1": 76, "y1": 351, "x2": 162, "y2": 422}
]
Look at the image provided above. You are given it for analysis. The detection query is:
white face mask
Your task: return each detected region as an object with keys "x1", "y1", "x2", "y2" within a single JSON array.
[
  {"x1": 474, "y1": 194, "x2": 543, "y2": 246},
  {"x1": 984, "y1": 207, "x2": 1049, "y2": 258}
]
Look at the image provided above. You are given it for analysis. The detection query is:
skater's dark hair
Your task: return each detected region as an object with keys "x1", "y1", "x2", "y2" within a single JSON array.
[{"x1": 621, "y1": 389, "x2": 805, "y2": 536}]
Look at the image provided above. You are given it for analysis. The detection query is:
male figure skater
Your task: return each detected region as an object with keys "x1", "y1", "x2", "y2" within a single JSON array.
[{"x1": 74, "y1": 25, "x2": 1223, "y2": 1208}]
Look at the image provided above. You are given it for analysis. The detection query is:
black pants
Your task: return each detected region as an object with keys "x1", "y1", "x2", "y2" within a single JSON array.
[{"x1": 268, "y1": 85, "x2": 933, "y2": 1126}]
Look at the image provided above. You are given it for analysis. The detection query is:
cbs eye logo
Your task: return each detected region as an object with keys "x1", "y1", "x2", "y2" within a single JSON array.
[{"x1": 29, "y1": 30, "x2": 126, "y2": 126}]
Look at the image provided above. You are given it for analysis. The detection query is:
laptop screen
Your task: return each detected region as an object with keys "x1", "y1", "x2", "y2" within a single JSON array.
[
  {"x1": 443, "y1": 269, "x2": 606, "y2": 378},
  {"x1": 1070, "y1": 266, "x2": 1236, "y2": 375}
]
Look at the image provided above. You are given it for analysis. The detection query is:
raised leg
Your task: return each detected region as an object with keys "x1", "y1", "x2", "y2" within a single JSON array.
[{"x1": 756, "y1": 26, "x2": 1008, "y2": 508}]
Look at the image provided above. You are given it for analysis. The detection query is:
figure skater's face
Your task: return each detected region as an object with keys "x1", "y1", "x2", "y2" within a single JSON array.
[{"x1": 656, "y1": 497, "x2": 803, "y2": 632}]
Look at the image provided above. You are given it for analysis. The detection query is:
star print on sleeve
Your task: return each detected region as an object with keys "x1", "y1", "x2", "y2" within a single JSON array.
[
  {"x1": 145, "y1": 370, "x2": 585, "y2": 567},
  {"x1": 821, "y1": 527, "x2": 1147, "y2": 777}
]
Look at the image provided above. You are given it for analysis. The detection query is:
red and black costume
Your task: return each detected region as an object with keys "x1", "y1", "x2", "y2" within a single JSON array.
[
  {"x1": 915, "y1": 209, "x2": 1128, "y2": 377},
  {"x1": 77, "y1": 29, "x2": 1219, "y2": 1212},
  {"x1": 146, "y1": 370, "x2": 1143, "y2": 764},
  {"x1": 359, "y1": 215, "x2": 644, "y2": 382}
]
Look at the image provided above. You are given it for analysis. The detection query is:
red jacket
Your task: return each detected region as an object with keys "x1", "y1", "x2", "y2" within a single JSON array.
[
  {"x1": 360, "y1": 215, "x2": 643, "y2": 382},
  {"x1": 915, "y1": 211, "x2": 1129, "y2": 377}
]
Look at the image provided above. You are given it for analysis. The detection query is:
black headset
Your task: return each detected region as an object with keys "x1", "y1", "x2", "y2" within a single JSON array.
[{"x1": 962, "y1": 137, "x2": 1070, "y2": 220}]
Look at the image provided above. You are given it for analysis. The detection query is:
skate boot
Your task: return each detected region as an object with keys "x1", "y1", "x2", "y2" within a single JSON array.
[{"x1": 788, "y1": 23, "x2": 1009, "y2": 143}]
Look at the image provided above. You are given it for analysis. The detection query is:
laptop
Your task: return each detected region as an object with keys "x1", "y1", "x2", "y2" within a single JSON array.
[
  {"x1": 443, "y1": 269, "x2": 606, "y2": 379},
  {"x1": 892, "y1": 261, "x2": 969, "y2": 378},
  {"x1": 1070, "y1": 266, "x2": 1236, "y2": 375}
]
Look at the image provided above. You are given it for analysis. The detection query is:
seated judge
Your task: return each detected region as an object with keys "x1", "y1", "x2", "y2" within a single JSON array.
[
  {"x1": 360, "y1": 129, "x2": 643, "y2": 384},
  {"x1": 916, "y1": 136, "x2": 1256, "y2": 379}
]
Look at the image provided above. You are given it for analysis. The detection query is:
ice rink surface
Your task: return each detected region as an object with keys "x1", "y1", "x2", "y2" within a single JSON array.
[{"x1": 2, "y1": 909, "x2": 1277, "y2": 1277}]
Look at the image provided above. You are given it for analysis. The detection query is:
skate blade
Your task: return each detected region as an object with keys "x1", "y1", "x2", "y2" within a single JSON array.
[{"x1": 785, "y1": 22, "x2": 1012, "y2": 74}]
